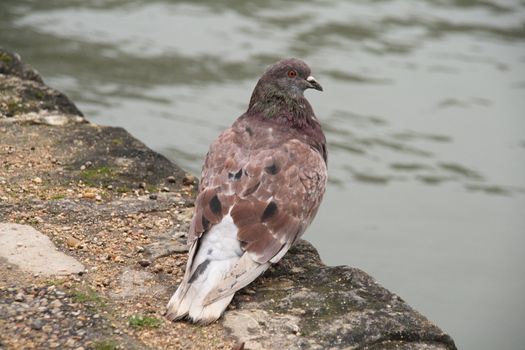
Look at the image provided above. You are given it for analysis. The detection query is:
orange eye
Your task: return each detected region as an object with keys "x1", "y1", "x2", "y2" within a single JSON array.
[{"x1": 287, "y1": 70, "x2": 297, "y2": 78}]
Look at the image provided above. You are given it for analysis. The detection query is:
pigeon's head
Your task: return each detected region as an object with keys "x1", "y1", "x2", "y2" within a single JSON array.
[
  {"x1": 261, "y1": 58, "x2": 323, "y2": 97},
  {"x1": 248, "y1": 58, "x2": 323, "y2": 118}
]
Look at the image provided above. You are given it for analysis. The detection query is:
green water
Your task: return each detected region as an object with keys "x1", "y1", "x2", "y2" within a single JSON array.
[{"x1": 2, "y1": 1, "x2": 524, "y2": 348}]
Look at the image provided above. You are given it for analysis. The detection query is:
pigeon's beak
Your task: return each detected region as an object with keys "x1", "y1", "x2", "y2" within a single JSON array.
[{"x1": 306, "y1": 76, "x2": 323, "y2": 91}]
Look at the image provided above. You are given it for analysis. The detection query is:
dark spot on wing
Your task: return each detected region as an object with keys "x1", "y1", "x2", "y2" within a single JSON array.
[
  {"x1": 245, "y1": 127, "x2": 253, "y2": 136},
  {"x1": 207, "y1": 249, "x2": 213, "y2": 255},
  {"x1": 209, "y1": 195, "x2": 222, "y2": 215},
  {"x1": 228, "y1": 168, "x2": 243, "y2": 181},
  {"x1": 264, "y1": 163, "x2": 280, "y2": 175},
  {"x1": 261, "y1": 201, "x2": 278, "y2": 222},
  {"x1": 243, "y1": 182, "x2": 260, "y2": 196},
  {"x1": 188, "y1": 259, "x2": 210, "y2": 283}
]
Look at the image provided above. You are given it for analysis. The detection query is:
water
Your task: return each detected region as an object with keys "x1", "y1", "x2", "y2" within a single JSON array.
[{"x1": 2, "y1": 0, "x2": 524, "y2": 348}]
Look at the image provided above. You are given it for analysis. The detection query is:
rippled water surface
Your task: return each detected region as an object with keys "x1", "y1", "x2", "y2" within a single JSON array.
[{"x1": 2, "y1": 1, "x2": 525, "y2": 348}]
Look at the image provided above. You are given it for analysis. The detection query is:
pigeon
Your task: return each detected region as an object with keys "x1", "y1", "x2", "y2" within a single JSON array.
[{"x1": 166, "y1": 58, "x2": 327, "y2": 324}]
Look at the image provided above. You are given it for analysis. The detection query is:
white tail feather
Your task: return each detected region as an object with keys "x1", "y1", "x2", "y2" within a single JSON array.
[
  {"x1": 166, "y1": 256, "x2": 238, "y2": 323},
  {"x1": 203, "y1": 254, "x2": 270, "y2": 306},
  {"x1": 166, "y1": 214, "x2": 245, "y2": 323}
]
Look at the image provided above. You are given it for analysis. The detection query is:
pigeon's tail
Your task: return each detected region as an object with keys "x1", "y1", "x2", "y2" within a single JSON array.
[
  {"x1": 165, "y1": 257, "x2": 237, "y2": 324},
  {"x1": 165, "y1": 214, "x2": 243, "y2": 324},
  {"x1": 165, "y1": 252, "x2": 272, "y2": 323}
]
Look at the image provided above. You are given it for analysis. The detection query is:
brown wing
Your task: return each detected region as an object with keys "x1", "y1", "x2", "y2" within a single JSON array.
[{"x1": 189, "y1": 117, "x2": 327, "y2": 265}]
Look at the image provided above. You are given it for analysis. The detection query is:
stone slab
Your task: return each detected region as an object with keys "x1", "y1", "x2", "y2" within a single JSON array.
[{"x1": 0, "y1": 223, "x2": 84, "y2": 276}]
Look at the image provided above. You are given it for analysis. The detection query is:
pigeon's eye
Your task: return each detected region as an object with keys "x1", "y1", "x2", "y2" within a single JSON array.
[{"x1": 287, "y1": 70, "x2": 297, "y2": 78}]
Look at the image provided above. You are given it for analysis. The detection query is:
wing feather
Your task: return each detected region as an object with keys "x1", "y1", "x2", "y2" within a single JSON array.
[{"x1": 185, "y1": 116, "x2": 327, "y2": 305}]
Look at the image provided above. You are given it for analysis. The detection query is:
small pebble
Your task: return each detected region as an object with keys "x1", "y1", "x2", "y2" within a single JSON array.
[
  {"x1": 31, "y1": 319, "x2": 43, "y2": 330},
  {"x1": 167, "y1": 176, "x2": 176, "y2": 183},
  {"x1": 183, "y1": 174, "x2": 196, "y2": 186},
  {"x1": 82, "y1": 192, "x2": 96, "y2": 199},
  {"x1": 139, "y1": 260, "x2": 151, "y2": 267},
  {"x1": 49, "y1": 299, "x2": 62, "y2": 309},
  {"x1": 14, "y1": 292, "x2": 25, "y2": 302},
  {"x1": 149, "y1": 194, "x2": 158, "y2": 200},
  {"x1": 161, "y1": 187, "x2": 170, "y2": 192},
  {"x1": 66, "y1": 236, "x2": 81, "y2": 249}
]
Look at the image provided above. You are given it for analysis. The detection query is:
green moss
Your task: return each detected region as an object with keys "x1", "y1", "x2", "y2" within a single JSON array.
[
  {"x1": 50, "y1": 194, "x2": 65, "y2": 200},
  {"x1": 34, "y1": 90, "x2": 45, "y2": 100},
  {"x1": 292, "y1": 291, "x2": 359, "y2": 337},
  {"x1": 257, "y1": 269, "x2": 366, "y2": 338},
  {"x1": 115, "y1": 186, "x2": 129, "y2": 193},
  {"x1": 111, "y1": 138, "x2": 123, "y2": 145},
  {"x1": 92, "y1": 340, "x2": 118, "y2": 350},
  {"x1": 0, "y1": 52, "x2": 12, "y2": 64},
  {"x1": 80, "y1": 166, "x2": 114, "y2": 180},
  {"x1": 82, "y1": 179, "x2": 97, "y2": 187},
  {"x1": 71, "y1": 289, "x2": 106, "y2": 309},
  {"x1": 80, "y1": 166, "x2": 116, "y2": 186},
  {"x1": 5, "y1": 99, "x2": 25, "y2": 116},
  {"x1": 45, "y1": 278, "x2": 65, "y2": 286},
  {"x1": 128, "y1": 315, "x2": 162, "y2": 328}
]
